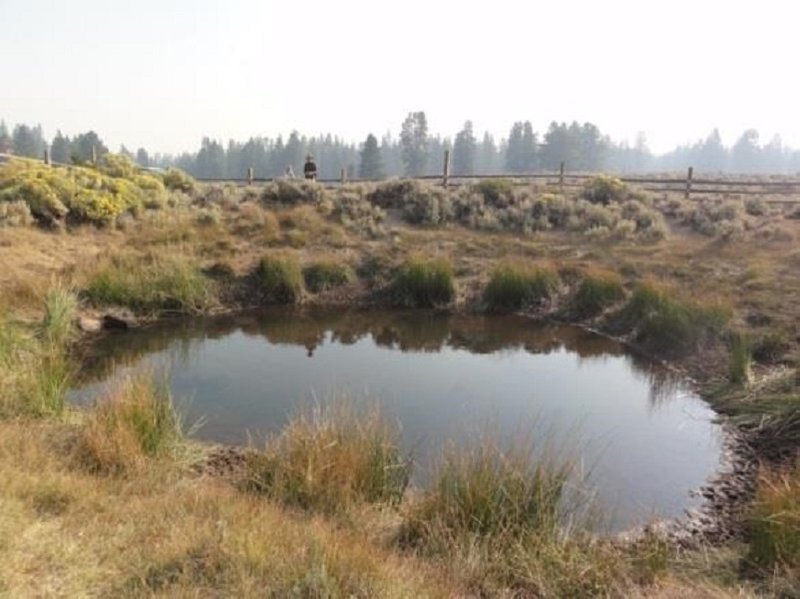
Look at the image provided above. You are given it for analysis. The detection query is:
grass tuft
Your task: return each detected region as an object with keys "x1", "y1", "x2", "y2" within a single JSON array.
[
  {"x1": 393, "y1": 257, "x2": 455, "y2": 308},
  {"x1": 484, "y1": 262, "x2": 560, "y2": 312},
  {"x1": 728, "y1": 331, "x2": 752, "y2": 385},
  {"x1": 255, "y1": 254, "x2": 304, "y2": 304},
  {"x1": 566, "y1": 270, "x2": 625, "y2": 319},
  {"x1": 400, "y1": 436, "x2": 573, "y2": 545},
  {"x1": 243, "y1": 401, "x2": 411, "y2": 513},
  {"x1": 617, "y1": 282, "x2": 730, "y2": 356},
  {"x1": 41, "y1": 286, "x2": 78, "y2": 347},
  {"x1": 77, "y1": 372, "x2": 183, "y2": 474},
  {"x1": 746, "y1": 463, "x2": 800, "y2": 574},
  {"x1": 303, "y1": 260, "x2": 354, "y2": 293}
]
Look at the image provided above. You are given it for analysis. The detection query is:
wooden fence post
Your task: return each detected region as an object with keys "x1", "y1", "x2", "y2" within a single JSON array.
[
  {"x1": 247, "y1": 167, "x2": 254, "y2": 185},
  {"x1": 558, "y1": 161, "x2": 565, "y2": 190},
  {"x1": 91, "y1": 145, "x2": 97, "y2": 165},
  {"x1": 442, "y1": 149, "x2": 451, "y2": 188},
  {"x1": 685, "y1": 166, "x2": 693, "y2": 199},
  {"x1": 340, "y1": 168, "x2": 346, "y2": 184},
  {"x1": 43, "y1": 148, "x2": 50, "y2": 166}
]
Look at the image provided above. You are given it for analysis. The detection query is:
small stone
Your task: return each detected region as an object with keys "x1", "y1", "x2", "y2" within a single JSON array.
[{"x1": 77, "y1": 316, "x2": 102, "y2": 333}]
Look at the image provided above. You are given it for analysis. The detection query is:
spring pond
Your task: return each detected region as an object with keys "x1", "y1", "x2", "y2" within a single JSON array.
[{"x1": 70, "y1": 308, "x2": 723, "y2": 530}]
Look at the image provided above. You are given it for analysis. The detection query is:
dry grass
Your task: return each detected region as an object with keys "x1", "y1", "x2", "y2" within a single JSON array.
[{"x1": 0, "y1": 421, "x2": 449, "y2": 597}]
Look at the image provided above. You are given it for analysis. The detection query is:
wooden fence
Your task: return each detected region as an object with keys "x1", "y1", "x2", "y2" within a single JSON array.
[
  {"x1": 196, "y1": 151, "x2": 800, "y2": 204},
  {"x1": 5, "y1": 150, "x2": 800, "y2": 204}
]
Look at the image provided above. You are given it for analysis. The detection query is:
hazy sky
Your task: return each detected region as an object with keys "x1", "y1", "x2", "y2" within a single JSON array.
[{"x1": 2, "y1": 0, "x2": 797, "y2": 155}]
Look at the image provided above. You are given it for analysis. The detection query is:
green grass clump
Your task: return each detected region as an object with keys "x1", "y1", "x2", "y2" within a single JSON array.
[
  {"x1": 400, "y1": 437, "x2": 572, "y2": 544},
  {"x1": 243, "y1": 401, "x2": 411, "y2": 513},
  {"x1": 302, "y1": 260, "x2": 354, "y2": 293},
  {"x1": 393, "y1": 258, "x2": 455, "y2": 308},
  {"x1": 78, "y1": 373, "x2": 183, "y2": 474},
  {"x1": 746, "y1": 464, "x2": 800, "y2": 573},
  {"x1": 255, "y1": 255, "x2": 304, "y2": 304},
  {"x1": 41, "y1": 286, "x2": 78, "y2": 348},
  {"x1": 0, "y1": 290, "x2": 75, "y2": 418},
  {"x1": 484, "y1": 263, "x2": 560, "y2": 312},
  {"x1": 567, "y1": 271, "x2": 625, "y2": 318},
  {"x1": 618, "y1": 282, "x2": 730, "y2": 356},
  {"x1": 86, "y1": 253, "x2": 218, "y2": 314}
]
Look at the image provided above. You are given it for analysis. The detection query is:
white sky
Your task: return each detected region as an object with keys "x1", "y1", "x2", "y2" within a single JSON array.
[{"x1": 1, "y1": 0, "x2": 798, "y2": 155}]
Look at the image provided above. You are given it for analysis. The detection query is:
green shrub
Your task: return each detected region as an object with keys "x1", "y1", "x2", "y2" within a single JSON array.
[
  {"x1": 303, "y1": 261, "x2": 354, "y2": 293},
  {"x1": 243, "y1": 401, "x2": 410, "y2": 513},
  {"x1": 473, "y1": 179, "x2": 515, "y2": 206},
  {"x1": 393, "y1": 258, "x2": 455, "y2": 307},
  {"x1": 261, "y1": 179, "x2": 324, "y2": 205},
  {"x1": 162, "y1": 168, "x2": 195, "y2": 193},
  {"x1": 618, "y1": 282, "x2": 730, "y2": 355},
  {"x1": 0, "y1": 199, "x2": 34, "y2": 226},
  {"x1": 0, "y1": 158, "x2": 168, "y2": 226},
  {"x1": 746, "y1": 464, "x2": 800, "y2": 572},
  {"x1": 86, "y1": 253, "x2": 218, "y2": 314},
  {"x1": 567, "y1": 271, "x2": 625, "y2": 319},
  {"x1": 484, "y1": 263, "x2": 560, "y2": 312},
  {"x1": 583, "y1": 176, "x2": 628, "y2": 205},
  {"x1": 255, "y1": 255, "x2": 304, "y2": 304}
]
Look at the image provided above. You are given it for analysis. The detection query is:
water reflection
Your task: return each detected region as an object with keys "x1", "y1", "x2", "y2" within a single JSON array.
[{"x1": 76, "y1": 308, "x2": 684, "y2": 408}]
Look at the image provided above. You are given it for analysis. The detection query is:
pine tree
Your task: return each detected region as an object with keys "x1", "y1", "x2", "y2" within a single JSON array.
[
  {"x1": 505, "y1": 122, "x2": 525, "y2": 173},
  {"x1": 71, "y1": 131, "x2": 108, "y2": 164},
  {"x1": 136, "y1": 147, "x2": 150, "y2": 167},
  {"x1": 12, "y1": 124, "x2": 46, "y2": 158},
  {"x1": 359, "y1": 133, "x2": 384, "y2": 179},
  {"x1": 452, "y1": 121, "x2": 476, "y2": 175},
  {"x1": 0, "y1": 120, "x2": 11, "y2": 153},
  {"x1": 51, "y1": 130, "x2": 71, "y2": 163},
  {"x1": 400, "y1": 111, "x2": 429, "y2": 176}
]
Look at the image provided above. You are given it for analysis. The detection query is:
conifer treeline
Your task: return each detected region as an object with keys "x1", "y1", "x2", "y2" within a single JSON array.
[{"x1": 2, "y1": 114, "x2": 799, "y2": 178}]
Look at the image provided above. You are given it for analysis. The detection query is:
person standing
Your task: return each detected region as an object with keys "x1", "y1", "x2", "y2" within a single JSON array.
[{"x1": 303, "y1": 154, "x2": 317, "y2": 181}]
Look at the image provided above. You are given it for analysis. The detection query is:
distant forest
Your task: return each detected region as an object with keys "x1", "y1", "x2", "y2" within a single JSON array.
[{"x1": 2, "y1": 113, "x2": 799, "y2": 179}]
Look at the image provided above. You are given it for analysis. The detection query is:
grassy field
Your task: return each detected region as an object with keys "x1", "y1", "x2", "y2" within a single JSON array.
[{"x1": 0, "y1": 156, "x2": 798, "y2": 596}]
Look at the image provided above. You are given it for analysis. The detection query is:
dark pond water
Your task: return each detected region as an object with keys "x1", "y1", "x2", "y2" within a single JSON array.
[{"x1": 70, "y1": 308, "x2": 722, "y2": 529}]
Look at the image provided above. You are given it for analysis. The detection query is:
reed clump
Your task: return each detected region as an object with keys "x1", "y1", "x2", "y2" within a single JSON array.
[
  {"x1": 392, "y1": 257, "x2": 455, "y2": 308},
  {"x1": 255, "y1": 254, "x2": 304, "y2": 304}
]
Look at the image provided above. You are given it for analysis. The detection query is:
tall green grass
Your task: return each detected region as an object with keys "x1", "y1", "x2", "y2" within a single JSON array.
[
  {"x1": 566, "y1": 271, "x2": 624, "y2": 319},
  {"x1": 243, "y1": 401, "x2": 411, "y2": 513},
  {"x1": 255, "y1": 255, "x2": 304, "y2": 304},
  {"x1": 617, "y1": 282, "x2": 730, "y2": 356},
  {"x1": 400, "y1": 436, "x2": 574, "y2": 545},
  {"x1": 78, "y1": 372, "x2": 183, "y2": 474},
  {"x1": 484, "y1": 263, "x2": 560, "y2": 312},
  {"x1": 0, "y1": 289, "x2": 75, "y2": 418},
  {"x1": 393, "y1": 258, "x2": 455, "y2": 308},
  {"x1": 86, "y1": 253, "x2": 218, "y2": 314},
  {"x1": 746, "y1": 463, "x2": 800, "y2": 573},
  {"x1": 302, "y1": 260, "x2": 354, "y2": 293},
  {"x1": 41, "y1": 286, "x2": 78, "y2": 347},
  {"x1": 728, "y1": 331, "x2": 752, "y2": 385}
]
